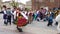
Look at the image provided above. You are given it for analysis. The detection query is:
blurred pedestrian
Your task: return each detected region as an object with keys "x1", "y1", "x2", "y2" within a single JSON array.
[
  {"x1": 47, "y1": 14, "x2": 53, "y2": 26},
  {"x1": 2, "y1": 5, "x2": 7, "y2": 25},
  {"x1": 33, "y1": 11, "x2": 37, "y2": 20},
  {"x1": 6, "y1": 8, "x2": 12, "y2": 25},
  {"x1": 55, "y1": 13, "x2": 60, "y2": 34},
  {"x1": 37, "y1": 10, "x2": 42, "y2": 21},
  {"x1": 39, "y1": 10, "x2": 43, "y2": 20},
  {"x1": 12, "y1": 7, "x2": 17, "y2": 24},
  {"x1": 28, "y1": 10, "x2": 33, "y2": 24},
  {"x1": 40, "y1": 8, "x2": 44, "y2": 19},
  {"x1": 47, "y1": 9, "x2": 53, "y2": 26}
]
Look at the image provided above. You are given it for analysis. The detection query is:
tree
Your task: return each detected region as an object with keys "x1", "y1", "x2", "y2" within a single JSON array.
[{"x1": 10, "y1": 1, "x2": 19, "y2": 7}]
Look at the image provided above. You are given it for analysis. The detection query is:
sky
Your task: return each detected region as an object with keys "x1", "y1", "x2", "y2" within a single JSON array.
[{"x1": 2, "y1": 0, "x2": 30, "y2": 4}]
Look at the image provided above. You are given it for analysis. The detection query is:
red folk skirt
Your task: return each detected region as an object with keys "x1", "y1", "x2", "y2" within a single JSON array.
[{"x1": 17, "y1": 17, "x2": 28, "y2": 27}]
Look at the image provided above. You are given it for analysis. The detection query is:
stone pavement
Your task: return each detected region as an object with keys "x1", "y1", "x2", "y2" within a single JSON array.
[
  {"x1": 0, "y1": 21, "x2": 58, "y2": 34},
  {"x1": 23, "y1": 21, "x2": 58, "y2": 34},
  {"x1": 0, "y1": 23, "x2": 33, "y2": 34},
  {"x1": 0, "y1": 14, "x2": 33, "y2": 34}
]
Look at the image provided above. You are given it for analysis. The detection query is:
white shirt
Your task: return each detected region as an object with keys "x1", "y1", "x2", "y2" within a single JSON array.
[
  {"x1": 4, "y1": 11, "x2": 6, "y2": 14},
  {"x1": 37, "y1": 11, "x2": 39, "y2": 14},
  {"x1": 13, "y1": 11, "x2": 16, "y2": 19}
]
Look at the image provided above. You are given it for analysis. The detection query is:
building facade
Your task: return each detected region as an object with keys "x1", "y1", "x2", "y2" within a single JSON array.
[
  {"x1": 25, "y1": 1, "x2": 32, "y2": 9},
  {"x1": 32, "y1": 0, "x2": 60, "y2": 10}
]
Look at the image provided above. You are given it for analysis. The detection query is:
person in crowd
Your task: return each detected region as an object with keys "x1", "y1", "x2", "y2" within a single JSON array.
[
  {"x1": 6, "y1": 8, "x2": 12, "y2": 25},
  {"x1": 40, "y1": 8, "x2": 44, "y2": 19},
  {"x1": 2, "y1": 5, "x2": 7, "y2": 25},
  {"x1": 28, "y1": 10, "x2": 33, "y2": 24},
  {"x1": 26, "y1": 10, "x2": 29, "y2": 16},
  {"x1": 55, "y1": 11, "x2": 60, "y2": 34},
  {"x1": 54, "y1": 10, "x2": 59, "y2": 18},
  {"x1": 47, "y1": 9, "x2": 53, "y2": 26},
  {"x1": 33, "y1": 10, "x2": 37, "y2": 20},
  {"x1": 12, "y1": 6, "x2": 17, "y2": 24},
  {"x1": 39, "y1": 9, "x2": 43, "y2": 20},
  {"x1": 16, "y1": 8, "x2": 28, "y2": 32},
  {"x1": 55, "y1": 10, "x2": 60, "y2": 26},
  {"x1": 32, "y1": 11, "x2": 35, "y2": 20},
  {"x1": 16, "y1": 8, "x2": 23, "y2": 32},
  {"x1": 50, "y1": 10, "x2": 55, "y2": 19},
  {"x1": 13, "y1": 8, "x2": 21, "y2": 25},
  {"x1": 43, "y1": 9, "x2": 47, "y2": 21},
  {"x1": 47, "y1": 14, "x2": 53, "y2": 26},
  {"x1": 36, "y1": 10, "x2": 39, "y2": 19},
  {"x1": 37, "y1": 10, "x2": 42, "y2": 21}
]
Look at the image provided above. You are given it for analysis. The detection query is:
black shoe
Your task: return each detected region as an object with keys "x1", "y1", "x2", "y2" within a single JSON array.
[
  {"x1": 17, "y1": 26, "x2": 23, "y2": 32},
  {"x1": 19, "y1": 29, "x2": 23, "y2": 32},
  {"x1": 47, "y1": 24, "x2": 49, "y2": 26},
  {"x1": 4, "y1": 22, "x2": 8, "y2": 25},
  {"x1": 55, "y1": 22, "x2": 58, "y2": 26},
  {"x1": 18, "y1": 28, "x2": 23, "y2": 32},
  {"x1": 51, "y1": 25, "x2": 52, "y2": 26}
]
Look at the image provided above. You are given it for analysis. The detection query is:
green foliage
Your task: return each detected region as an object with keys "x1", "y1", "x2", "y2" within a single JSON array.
[
  {"x1": 25, "y1": 8, "x2": 31, "y2": 11},
  {"x1": 10, "y1": 1, "x2": 19, "y2": 7}
]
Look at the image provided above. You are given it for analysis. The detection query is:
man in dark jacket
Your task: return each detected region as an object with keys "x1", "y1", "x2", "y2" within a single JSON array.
[
  {"x1": 6, "y1": 8, "x2": 12, "y2": 25},
  {"x1": 2, "y1": 5, "x2": 7, "y2": 25}
]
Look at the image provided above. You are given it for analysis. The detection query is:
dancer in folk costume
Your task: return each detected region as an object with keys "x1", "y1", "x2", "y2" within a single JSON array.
[
  {"x1": 6, "y1": 8, "x2": 12, "y2": 25},
  {"x1": 33, "y1": 11, "x2": 36, "y2": 20},
  {"x1": 12, "y1": 7, "x2": 17, "y2": 24},
  {"x1": 28, "y1": 10, "x2": 33, "y2": 24},
  {"x1": 16, "y1": 8, "x2": 28, "y2": 32},
  {"x1": 2, "y1": 5, "x2": 7, "y2": 25},
  {"x1": 33, "y1": 10, "x2": 38, "y2": 20},
  {"x1": 37, "y1": 10, "x2": 42, "y2": 21},
  {"x1": 47, "y1": 14, "x2": 53, "y2": 26},
  {"x1": 47, "y1": 9, "x2": 53, "y2": 26}
]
